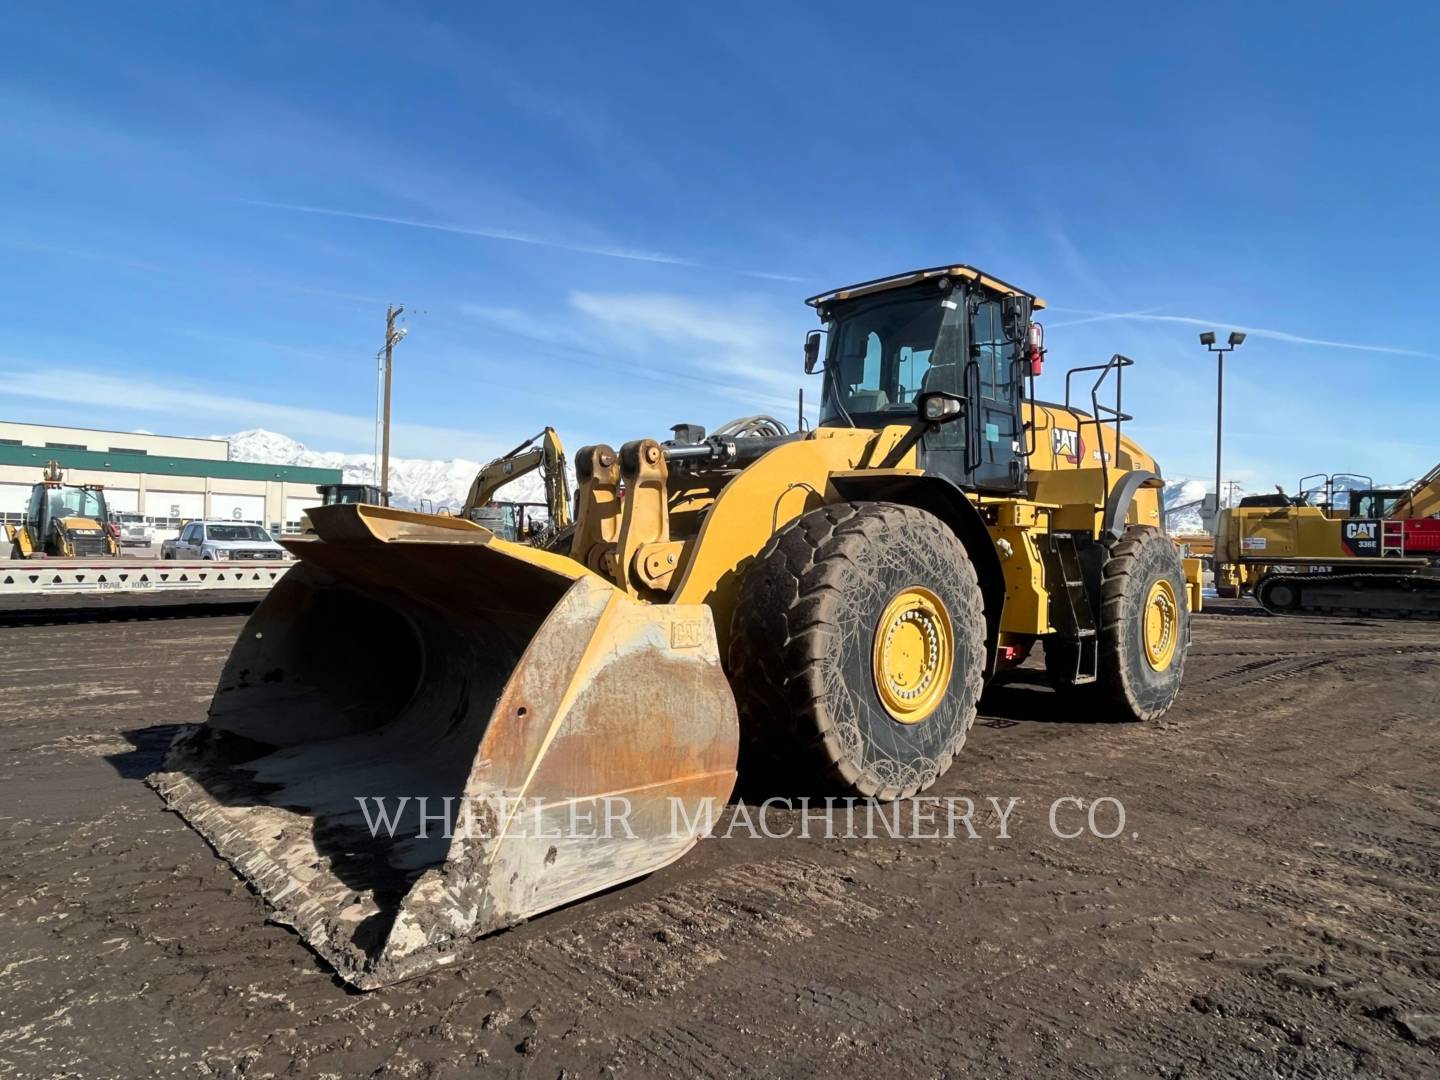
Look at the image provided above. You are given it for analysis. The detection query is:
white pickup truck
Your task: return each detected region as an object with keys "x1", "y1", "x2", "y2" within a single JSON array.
[{"x1": 160, "y1": 520, "x2": 291, "y2": 561}]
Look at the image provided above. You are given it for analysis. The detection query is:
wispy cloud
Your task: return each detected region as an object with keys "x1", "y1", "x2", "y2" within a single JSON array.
[
  {"x1": 456, "y1": 304, "x2": 598, "y2": 353},
  {"x1": 1046, "y1": 308, "x2": 1430, "y2": 357},
  {"x1": 0, "y1": 368, "x2": 498, "y2": 459},
  {"x1": 1045, "y1": 307, "x2": 1168, "y2": 329},
  {"x1": 569, "y1": 290, "x2": 809, "y2": 415},
  {"x1": 0, "y1": 236, "x2": 168, "y2": 273},
  {"x1": 242, "y1": 200, "x2": 802, "y2": 283}
]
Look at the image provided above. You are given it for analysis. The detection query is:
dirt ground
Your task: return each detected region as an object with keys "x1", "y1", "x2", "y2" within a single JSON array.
[{"x1": 1, "y1": 605, "x2": 1437, "y2": 1078}]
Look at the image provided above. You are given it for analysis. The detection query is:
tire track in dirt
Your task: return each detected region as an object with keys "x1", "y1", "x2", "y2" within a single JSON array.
[{"x1": 3, "y1": 613, "x2": 1440, "y2": 1077}]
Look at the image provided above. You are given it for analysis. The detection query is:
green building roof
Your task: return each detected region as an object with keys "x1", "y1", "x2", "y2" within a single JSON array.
[{"x1": 0, "y1": 443, "x2": 343, "y2": 485}]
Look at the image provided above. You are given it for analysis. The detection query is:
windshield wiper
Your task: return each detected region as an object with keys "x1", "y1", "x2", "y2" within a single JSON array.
[{"x1": 821, "y1": 358, "x2": 857, "y2": 428}]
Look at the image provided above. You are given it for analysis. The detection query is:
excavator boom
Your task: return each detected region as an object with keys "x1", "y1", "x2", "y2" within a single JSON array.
[
  {"x1": 1393, "y1": 461, "x2": 1440, "y2": 521},
  {"x1": 462, "y1": 427, "x2": 571, "y2": 530}
]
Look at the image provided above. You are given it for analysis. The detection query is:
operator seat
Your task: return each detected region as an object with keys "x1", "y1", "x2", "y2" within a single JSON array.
[{"x1": 838, "y1": 348, "x2": 889, "y2": 412}]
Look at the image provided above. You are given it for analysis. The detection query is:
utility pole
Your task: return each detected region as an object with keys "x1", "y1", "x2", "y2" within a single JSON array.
[{"x1": 380, "y1": 304, "x2": 405, "y2": 507}]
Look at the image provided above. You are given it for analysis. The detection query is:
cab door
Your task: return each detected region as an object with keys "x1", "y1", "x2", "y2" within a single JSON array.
[
  {"x1": 965, "y1": 295, "x2": 1025, "y2": 493},
  {"x1": 27, "y1": 485, "x2": 46, "y2": 548}
]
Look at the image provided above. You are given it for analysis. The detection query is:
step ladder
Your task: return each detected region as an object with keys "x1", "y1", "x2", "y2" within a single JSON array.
[
  {"x1": 1381, "y1": 519, "x2": 1406, "y2": 557},
  {"x1": 1043, "y1": 533, "x2": 1098, "y2": 685}
]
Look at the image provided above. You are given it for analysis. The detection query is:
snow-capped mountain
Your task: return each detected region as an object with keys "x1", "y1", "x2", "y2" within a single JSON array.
[
  {"x1": 223, "y1": 429, "x2": 554, "y2": 511},
  {"x1": 1161, "y1": 478, "x2": 1264, "y2": 534},
  {"x1": 1162, "y1": 478, "x2": 1215, "y2": 534}
]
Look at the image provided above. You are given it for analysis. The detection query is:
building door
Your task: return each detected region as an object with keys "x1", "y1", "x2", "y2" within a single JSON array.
[
  {"x1": 147, "y1": 490, "x2": 204, "y2": 522},
  {"x1": 210, "y1": 493, "x2": 265, "y2": 524}
]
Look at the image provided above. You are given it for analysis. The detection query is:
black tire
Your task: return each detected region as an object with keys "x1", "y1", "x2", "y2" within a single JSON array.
[
  {"x1": 1045, "y1": 527, "x2": 1188, "y2": 720},
  {"x1": 1096, "y1": 526, "x2": 1188, "y2": 719},
  {"x1": 728, "y1": 502, "x2": 987, "y2": 801}
]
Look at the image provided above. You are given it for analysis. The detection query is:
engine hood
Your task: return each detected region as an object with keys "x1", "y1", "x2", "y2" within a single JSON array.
[{"x1": 57, "y1": 517, "x2": 106, "y2": 533}]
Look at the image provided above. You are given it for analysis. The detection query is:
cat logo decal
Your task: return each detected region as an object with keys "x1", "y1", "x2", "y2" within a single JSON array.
[{"x1": 1052, "y1": 428, "x2": 1085, "y2": 466}]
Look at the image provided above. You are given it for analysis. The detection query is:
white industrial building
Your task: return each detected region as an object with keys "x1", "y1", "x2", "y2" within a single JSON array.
[{"x1": 0, "y1": 421, "x2": 342, "y2": 533}]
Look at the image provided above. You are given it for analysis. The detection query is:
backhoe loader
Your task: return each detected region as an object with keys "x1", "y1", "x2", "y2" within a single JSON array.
[
  {"x1": 5, "y1": 461, "x2": 121, "y2": 558},
  {"x1": 151, "y1": 264, "x2": 1196, "y2": 988}
]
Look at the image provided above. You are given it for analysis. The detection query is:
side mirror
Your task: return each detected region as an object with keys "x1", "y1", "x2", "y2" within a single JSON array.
[
  {"x1": 803, "y1": 330, "x2": 823, "y2": 374},
  {"x1": 1001, "y1": 293, "x2": 1032, "y2": 342},
  {"x1": 917, "y1": 391, "x2": 965, "y2": 425}
]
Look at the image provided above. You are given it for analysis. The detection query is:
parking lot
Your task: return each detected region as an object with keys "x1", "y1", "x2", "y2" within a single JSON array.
[{"x1": 0, "y1": 603, "x2": 1436, "y2": 1077}]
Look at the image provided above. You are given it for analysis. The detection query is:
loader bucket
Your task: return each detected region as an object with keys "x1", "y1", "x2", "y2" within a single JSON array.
[{"x1": 149, "y1": 504, "x2": 738, "y2": 989}]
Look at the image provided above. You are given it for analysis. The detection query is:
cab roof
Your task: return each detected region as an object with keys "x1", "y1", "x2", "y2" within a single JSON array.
[{"x1": 805, "y1": 264, "x2": 1045, "y2": 310}]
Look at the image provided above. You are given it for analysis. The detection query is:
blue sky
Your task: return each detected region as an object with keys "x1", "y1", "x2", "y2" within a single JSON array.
[{"x1": 2, "y1": 2, "x2": 1436, "y2": 489}]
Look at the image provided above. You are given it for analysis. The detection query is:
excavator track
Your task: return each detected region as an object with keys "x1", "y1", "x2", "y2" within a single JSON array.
[{"x1": 1255, "y1": 569, "x2": 1440, "y2": 620}]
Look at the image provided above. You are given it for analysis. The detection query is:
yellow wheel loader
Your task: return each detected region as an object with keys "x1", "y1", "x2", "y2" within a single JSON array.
[
  {"x1": 5, "y1": 461, "x2": 121, "y2": 558},
  {"x1": 150, "y1": 264, "x2": 1196, "y2": 988}
]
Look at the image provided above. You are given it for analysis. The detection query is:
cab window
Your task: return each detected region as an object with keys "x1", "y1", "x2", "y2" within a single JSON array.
[
  {"x1": 971, "y1": 300, "x2": 1014, "y2": 399},
  {"x1": 896, "y1": 345, "x2": 932, "y2": 405},
  {"x1": 824, "y1": 297, "x2": 944, "y2": 419},
  {"x1": 1354, "y1": 493, "x2": 1401, "y2": 518}
]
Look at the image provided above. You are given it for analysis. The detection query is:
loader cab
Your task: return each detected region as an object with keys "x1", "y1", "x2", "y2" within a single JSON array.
[
  {"x1": 316, "y1": 483, "x2": 386, "y2": 506},
  {"x1": 25, "y1": 479, "x2": 112, "y2": 555},
  {"x1": 807, "y1": 266, "x2": 1040, "y2": 495},
  {"x1": 42, "y1": 483, "x2": 109, "y2": 524}
]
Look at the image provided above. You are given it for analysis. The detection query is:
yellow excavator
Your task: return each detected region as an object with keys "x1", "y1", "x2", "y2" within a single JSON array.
[
  {"x1": 461, "y1": 426, "x2": 571, "y2": 543},
  {"x1": 151, "y1": 264, "x2": 1199, "y2": 988},
  {"x1": 1214, "y1": 464, "x2": 1440, "y2": 617},
  {"x1": 5, "y1": 461, "x2": 121, "y2": 558}
]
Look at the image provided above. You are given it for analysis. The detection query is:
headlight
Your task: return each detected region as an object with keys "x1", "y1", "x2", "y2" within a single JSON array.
[{"x1": 212, "y1": 549, "x2": 230, "y2": 559}]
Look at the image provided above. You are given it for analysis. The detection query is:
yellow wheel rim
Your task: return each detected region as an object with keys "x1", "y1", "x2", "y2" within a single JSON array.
[
  {"x1": 1142, "y1": 578, "x2": 1179, "y2": 671},
  {"x1": 872, "y1": 586, "x2": 953, "y2": 724}
]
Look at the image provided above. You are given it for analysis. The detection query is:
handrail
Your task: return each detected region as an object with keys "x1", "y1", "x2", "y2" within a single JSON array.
[{"x1": 1063, "y1": 354, "x2": 1135, "y2": 504}]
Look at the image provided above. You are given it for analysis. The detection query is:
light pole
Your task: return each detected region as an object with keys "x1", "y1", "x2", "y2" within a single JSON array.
[
  {"x1": 380, "y1": 305, "x2": 406, "y2": 507},
  {"x1": 1199, "y1": 330, "x2": 1246, "y2": 522}
]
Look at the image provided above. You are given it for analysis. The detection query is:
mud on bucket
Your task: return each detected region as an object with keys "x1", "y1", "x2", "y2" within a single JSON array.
[{"x1": 149, "y1": 504, "x2": 739, "y2": 989}]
